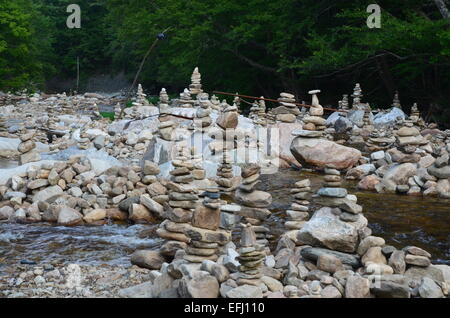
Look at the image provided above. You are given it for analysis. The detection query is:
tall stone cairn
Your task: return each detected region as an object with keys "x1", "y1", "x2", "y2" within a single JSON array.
[
  {"x1": 236, "y1": 224, "x2": 266, "y2": 285},
  {"x1": 285, "y1": 179, "x2": 311, "y2": 230},
  {"x1": 189, "y1": 67, "x2": 203, "y2": 95}
]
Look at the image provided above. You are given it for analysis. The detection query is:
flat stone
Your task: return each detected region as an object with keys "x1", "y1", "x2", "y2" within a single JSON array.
[{"x1": 317, "y1": 188, "x2": 348, "y2": 198}]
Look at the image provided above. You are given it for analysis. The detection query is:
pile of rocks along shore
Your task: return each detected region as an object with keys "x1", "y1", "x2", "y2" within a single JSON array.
[
  {"x1": 1, "y1": 73, "x2": 449, "y2": 299},
  {"x1": 0, "y1": 263, "x2": 156, "y2": 298}
]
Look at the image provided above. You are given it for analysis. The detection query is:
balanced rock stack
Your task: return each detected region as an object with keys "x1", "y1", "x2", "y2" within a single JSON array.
[
  {"x1": 18, "y1": 130, "x2": 41, "y2": 165},
  {"x1": 158, "y1": 120, "x2": 175, "y2": 141},
  {"x1": 195, "y1": 93, "x2": 212, "y2": 129},
  {"x1": 189, "y1": 147, "x2": 207, "y2": 182},
  {"x1": 216, "y1": 102, "x2": 239, "y2": 130},
  {"x1": 184, "y1": 188, "x2": 222, "y2": 263},
  {"x1": 216, "y1": 153, "x2": 237, "y2": 192},
  {"x1": 365, "y1": 128, "x2": 395, "y2": 152},
  {"x1": 0, "y1": 115, "x2": 6, "y2": 134},
  {"x1": 303, "y1": 90, "x2": 326, "y2": 132},
  {"x1": 210, "y1": 95, "x2": 221, "y2": 111},
  {"x1": 427, "y1": 148, "x2": 450, "y2": 198},
  {"x1": 179, "y1": 88, "x2": 195, "y2": 108},
  {"x1": 114, "y1": 103, "x2": 121, "y2": 120},
  {"x1": 236, "y1": 224, "x2": 266, "y2": 285},
  {"x1": 256, "y1": 98, "x2": 267, "y2": 126},
  {"x1": 189, "y1": 67, "x2": 202, "y2": 95},
  {"x1": 266, "y1": 110, "x2": 276, "y2": 125},
  {"x1": 134, "y1": 84, "x2": 149, "y2": 106},
  {"x1": 285, "y1": 179, "x2": 311, "y2": 230},
  {"x1": 77, "y1": 128, "x2": 91, "y2": 150},
  {"x1": 392, "y1": 91, "x2": 402, "y2": 109},
  {"x1": 249, "y1": 101, "x2": 259, "y2": 122},
  {"x1": 157, "y1": 148, "x2": 199, "y2": 258},
  {"x1": 409, "y1": 103, "x2": 423, "y2": 126},
  {"x1": 394, "y1": 122, "x2": 428, "y2": 164},
  {"x1": 235, "y1": 164, "x2": 272, "y2": 246},
  {"x1": 159, "y1": 88, "x2": 170, "y2": 115},
  {"x1": 314, "y1": 167, "x2": 364, "y2": 223},
  {"x1": 233, "y1": 94, "x2": 241, "y2": 113},
  {"x1": 338, "y1": 95, "x2": 350, "y2": 113},
  {"x1": 362, "y1": 105, "x2": 373, "y2": 129},
  {"x1": 275, "y1": 92, "x2": 298, "y2": 123},
  {"x1": 351, "y1": 83, "x2": 363, "y2": 109}
]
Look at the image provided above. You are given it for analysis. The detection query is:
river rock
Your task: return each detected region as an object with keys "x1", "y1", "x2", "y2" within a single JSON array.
[
  {"x1": 235, "y1": 189, "x2": 272, "y2": 208},
  {"x1": 418, "y1": 277, "x2": 444, "y2": 298},
  {"x1": 83, "y1": 209, "x2": 106, "y2": 223},
  {"x1": 226, "y1": 284, "x2": 263, "y2": 298},
  {"x1": 370, "y1": 281, "x2": 410, "y2": 298},
  {"x1": 427, "y1": 165, "x2": 450, "y2": 179},
  {"x1": 388, "y1": 250, "x2": 406, "y2": 274},
  {"x1": 57, "y1": 206, "x2": 83, "y2": 226},
  {"x1": 290, "y1": 137, "x2": 361, "y2": 170},
  {"x1": 131, "y1": 250, "x2": 165, "y2": 270},
  {"x1": 32, "y1": 185, "x2": 63, "y2": 203},
  {"x1": 357, "y1": 236, "x2": 385, "y2": 256},
  {"x1": 297, "y1": 207, "x2": 367, "y2": 253},
  {"x1": 345, "y1": 275, "x2": 370, "y2": 298},
  {"x1": 178, "y1": 271, "x2": 220, "y2": 298}
]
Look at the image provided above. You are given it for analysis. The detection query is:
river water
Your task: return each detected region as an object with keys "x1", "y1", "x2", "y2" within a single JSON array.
[{"x1": 0, "y1": 168, "x2": 449, "y2": 267}]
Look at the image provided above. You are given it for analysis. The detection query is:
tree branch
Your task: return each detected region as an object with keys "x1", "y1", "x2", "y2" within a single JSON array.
[{"x1": 433, "y1": 0, "x2": 450, "y2": 19}]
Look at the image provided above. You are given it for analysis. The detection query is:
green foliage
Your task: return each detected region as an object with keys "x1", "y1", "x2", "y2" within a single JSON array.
[
  {"x1": 0, "y1": 0, "x2": 449, "y2": 126},
  {"x1": 100, "y1": 111, "x2": 114, "y2": 120}
]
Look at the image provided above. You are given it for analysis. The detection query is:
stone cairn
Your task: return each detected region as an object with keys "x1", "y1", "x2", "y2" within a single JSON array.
[
  {"x1": 233, "y1": 94, "x2": 241, "y2": 113},
  {"x1": 302, "y1": 90, "x2": 326, "y2": 134},
  {"x1": 351, "y1": 83, "x2": 363, "y2": 109},
  {"x1": 365, "y1": 128, "x2": 395, "y2": 152},
  {"x1": 393, "y1": 122, "x2": 428, "y2": 169},
  {"x1": 184, "y1": 188, "x2": 222, "y2": 263},
  {"x1": 392, "y1": 91, "x2": 402, "y2": 109},
  {"x1": 426, "y1": 147, "x2": 450, "y2": 198},
  {"x1": 189, "y1": 67, "x2": 202, "y2": 95},
  {"x1": 0, "y1": 115, "x2": 6, "y2": 135},
  {"x1": 77, "y1": 127, "x2": 91, "y2": 150},
  {"x1": 362, "y1": 104, "x2": 373, "y2": 129},
  {"x1": 18, "y1": 130, "x2": 41, "y2": 165},
  {"x1": 285, "y1": 179, "x2": 311, "y2": 230},
  {"x1": 236, "y1": 223, "x2": 265, "y2": 285},
  {"x1": 216, "y1": 152, "x2": 235, "y2": 192},
  {"x1": 210, "y1": 95, "x2": 221, "y2": 111},
  {"x1": 179, "y1": 88, "x2": 195, "y2": 108},
  {"x1": 195, "y1": 93, "x2": 212, "y2": 129},
  {"x1": 276, "y1": 92, "x2": 298, "y2": 123},
  {"x1": 134, "y1": 84, "x2": 149, "y2": 106},
  {"x1": 338, "y1": 95, "x2": 350, "y2": 114},
  {"x1": 190, "y1": 147, "x2": 207, "y2": 181},
  {"x1": 256, "y1": 97, "x2": 267, "y2": 126},
  {"x1": 159, "y1": 88, "x2": 170, "y2": 115},
  {"x1": 315, "y1": 167, "x2": 363, "y2": 223},
  {"x1": 114, "y1": 103, "x2": 121, "y2": 120},
  {"x1": 157, "y1": 147, "x2": 198, "y2": 258},
  {"x1": 235, "y1": 164, "x2": 272, "y2": 247}
]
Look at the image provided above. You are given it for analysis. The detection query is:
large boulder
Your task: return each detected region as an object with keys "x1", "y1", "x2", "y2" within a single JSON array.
[
  {"x1": 130, "y1": 250, "x2": 165, "y2": 270},
  {"x1": 290, "y1": 137, "x2": 361, "y2": 170},
  {"x1": 381, "y1": 163, "x2": 417, "y2": 192},
  {"x1": 373, "y1": 108, "x2": 406, "y2": 126},
  {"x1": 297, "y1": 207, "x2": 367, "y2": 253}
]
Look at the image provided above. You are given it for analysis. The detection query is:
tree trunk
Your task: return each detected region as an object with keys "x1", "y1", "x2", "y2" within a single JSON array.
[{"x1": 433, "y1": 0, "x2": 450, "y2": 19}]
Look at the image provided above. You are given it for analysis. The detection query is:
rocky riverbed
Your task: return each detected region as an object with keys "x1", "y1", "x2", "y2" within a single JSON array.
[{"x1": 1, "y1": 71, "x2": 449, "y2": 298}]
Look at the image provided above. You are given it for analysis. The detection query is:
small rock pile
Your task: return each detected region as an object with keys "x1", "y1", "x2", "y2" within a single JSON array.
[
  {"x1": 275, "y1": 92, "x2": 298, "y2": 123},
  {"x1": 235, "y1": 164, "x2": 272, "y2": 246},
  {"x1": 285, "y1": 179, "x2": 311, "y2": 230},
  {"x1": 189, "y1": 67, "x2": 202, "y2": 95},
  {"x1": 178, "y1": 89, "x2": 195, "y2": 108},
  {"x1": 18, "y1": 130, "x2": 41, "y2": 165},
  {"x1": 392, "y1": 91, "x2": 401, "y2": 109},
  {"x1": 195, "y1": 93, "x2": 212, "y2": 129},
  {"x1": 303, "y1": 90, "x2": 326, "y2": 133},
  {"x1": 215, "y1": 153, "x2": 237, "y2": 192},
  {"x1": 236, "y1": 224, "x2": 266, "y2": 285},
  {"x1": 159, "y1": 88, "x2": 170, "y2": 115},
  {"x1": 184, "y1": 188, "x2": 222, "y2": 263}
]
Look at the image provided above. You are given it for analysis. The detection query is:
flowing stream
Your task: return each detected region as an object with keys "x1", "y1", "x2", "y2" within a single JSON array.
[{"x1": 0, "y1": 167, "x2": 448, "y2": 267}]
